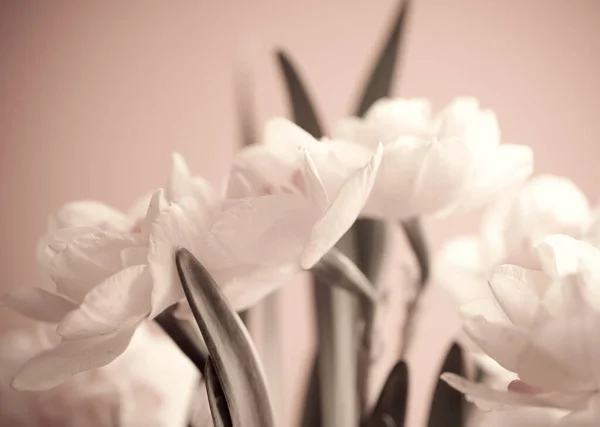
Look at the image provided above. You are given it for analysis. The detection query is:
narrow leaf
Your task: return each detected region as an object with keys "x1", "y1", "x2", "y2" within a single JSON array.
[
  {"x1": 234, "y1": 59, "x2": 257, "y2": 148},
  {"x1": 276, "y1": 50, "x2": 324, "y2": 138},
  {"x1": 366, "y1": 360, "x2": 409, "y2": 427},
  {"x1": 401, "y1": 217, "x2": 429, "y2": 287},
  {"x1": 354, "y1": 0, "x2": 411, "y2": 117},
  {"x1": 176, "y1": 248, "x2": 275, "y2": 427},
  {"x1": 427, "y1": 343, "x2": 465, "y2": 427},
  {"x1": 312, "y1": 247, "x2": 379, "y2": 303},
  {"x1": 355, "y1": 219, "x2": 388, "y2": 285},
  {"x1": 300, "y1": 355, "x2": 322, "y2": 427},
  {"x1": 205, "y1": 357, "x2": 233, "y2": 427}
]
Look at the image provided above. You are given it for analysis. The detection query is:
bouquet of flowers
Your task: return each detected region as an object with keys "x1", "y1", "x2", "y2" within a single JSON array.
[{"x1": 2, "y1": 1, "x2": 598, "y2": 426}]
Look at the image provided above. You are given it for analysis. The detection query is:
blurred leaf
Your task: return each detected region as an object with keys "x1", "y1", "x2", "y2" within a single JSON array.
[
  {"x1": 234, "y1": 60, "x2": 257, "y2": 148},
  {"x1": 401, "y1": 217, "x2": 429, "y2": 287},
  {"x1": 354, "y1": 0, "x2": 411, "y2": 117},
  {"x1": 205, "y1": 357, "x2": 233, "y2": 427},
  {"x1": 276, "y1": 50, "x2": 324, "y2": 138},
  {"x1": 365, "y1": 360, "x2": 409, "y2": 427},
  {"x1": 427, "y1": 343, "x2": 465, "y2": 427},
  {"x1": 312, "y1": 247, "x2": 379, "y2": 303},
  {"x1": 176, "y1": 248, "x2": 275, "y2": 427},
  {"x1": 300, "y1": 355, "x2": 321, "y2": 427}
]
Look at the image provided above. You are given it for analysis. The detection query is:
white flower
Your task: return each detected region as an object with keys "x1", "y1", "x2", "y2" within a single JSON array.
[
  {"x1": 332, "y1": 97, "x2": 533, "y2": 218},
  {"x1": 442, "y1": 235, "x2": 600, "y2": 425},
  {"x1": 436, "y1": 175, "x2": 593, "y2": 304},
  {"x1": 150, "y1": 141, "x2": 383, "y2": 312},
  {"x1": 481, "y1": 175, "x2": 591, "y2": 267},
  {"x1": 0, "y1": 324, "x2": 198, "y2": 427},
  {"x1": 0, "y1": 155, "x2": 216, "y2": 390}
]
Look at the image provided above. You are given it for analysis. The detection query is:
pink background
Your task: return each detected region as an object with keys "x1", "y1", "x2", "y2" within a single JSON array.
[{"x1": 1, "y1": 1, "x2": 600, "y2": 426}]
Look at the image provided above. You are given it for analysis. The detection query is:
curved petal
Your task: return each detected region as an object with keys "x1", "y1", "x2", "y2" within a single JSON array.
[
  {"x1": 140, "y1": 188, "x2": 168, "y2": 238},
  {"x1": 167, "y1": 152, "x2": 215, "y2": 206},
  {"x1": 12, "y1": 326, "x2": 137, "y2": 391},
  {"x1": 440, "y1": 373, "x2": 558, "y2": 409},
  {"x1": 300, "y1": 143, "x2": 383, "y2": 269},
  {"x1": 48, "y1": 201, "x2": 132, "y2": 232},
  {"x1": 365, "y1": 137, "x2": 470, "y2": 219},
  {"x1": 57, "y1": 265, "x2": 151, "y2": 339},
  {"x1": 463, "y1": 316, "x2": 530, "y2": 373},
  {"x1": 222, "y1": 264, "x2": 297, "y2": 311},
  {"x1": 148, "y1": 199, "x2": 213, "y2": 318},
  {"x1": 489, "y1": 265, "x2": 549, "y2": 327},
  {"x1": 37, "y1": 227, "x2": 139, "y2": 301},
  {"x1": 517, "y1": 313, "x2": 600, "y2": 393},
  {"x1": 535, "y1": 235, "x2": 600, "y2": 281},
  {"x1": 0, "y1": 288, "x2": 76, "y2": 323}
]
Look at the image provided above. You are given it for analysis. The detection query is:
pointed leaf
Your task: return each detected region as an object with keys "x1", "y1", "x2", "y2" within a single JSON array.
[
  {"x1": 355, "y1": 0, "x2": 411, "y2": 117},
  {"x1": 234, "y1": 62, "x2": 257, "y2": 148},
  {"x1": 312, "y1": 247, "x2": 379, "y2": 303},
  {"x1": 355, "y1": 219, "x2": 388, "y2": 285},
  {"x1": 401, "y1": 217, "x2": 429, "y2": 286},
  {"x1": 205, "y1": 357, "x2": 233, "y2": 427},
  {"x1": 176, "y1": 248, "x2": 275, "y2": 427},
  {"x1": 366, "y1": 360, "x2": 409, "y2": 427},
  {"x1": 427, "y1": 343, "x2": 465, "y2": 427},
  {"x1": 276, "y1": 51, "x2": 324, "y2": 138}
]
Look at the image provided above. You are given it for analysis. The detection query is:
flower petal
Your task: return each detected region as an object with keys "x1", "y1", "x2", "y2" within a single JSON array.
[
  {"x1": 167, "y1": 152, "x2": 215, "y2": 205},
  {"x1": 38, "y1": 227, "x2": 138, "y2": 301},
  {"x1": 440, "y1": 373, "x2": 560, "y2": 409},
  {"x1": 12, "y1": 326, "x2": 137, "y2": 391},
  {"x1": 300, "y1": 143, "x2": 383, "y2": 269},
  {"x1": 0, "y1": 288, "x2": 77, "y2": 323},
  {"x1": 489, "y1": 265, "x2": 549, "y2": 327},
  {"x1": 535, "y1": 234, "x2": 600, "y2": 280},
  {"x1": 463, "y1": 316, "x2": 530, "y2": 373},
  {"x1": 57, "y1": 265, "x2": 151, "y2": 339},
  {"x1": 148, "y1": 199, "x2": 213, "y2": 318}
]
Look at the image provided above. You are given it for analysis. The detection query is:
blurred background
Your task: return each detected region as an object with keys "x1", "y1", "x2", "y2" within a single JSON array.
[{"x1": 1, "y1": 1, "x2": 599, "y2": 426}]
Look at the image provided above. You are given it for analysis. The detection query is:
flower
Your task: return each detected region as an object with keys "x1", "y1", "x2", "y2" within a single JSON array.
[
  {"x1": 442, "y1": 234, "x2": 600, "y2": 425},
  {"x1": 436, "y1": 175, "x2": 593, "y2": 305},
  {"x1": 0, "y1": 153, "x2": 217, "y2": 390},
  {"x1": 332, "y1": 97, "x2": 533, "y2": 218},
  {"x1": 1, "y1": 133, "x2": 381, "y2": 389},
  {"x1": 0, "y1": 323, "x2": 198, "y2": 427},
  {"x1": 150, "y1": 139, "x2": 383, "y2": 312}
]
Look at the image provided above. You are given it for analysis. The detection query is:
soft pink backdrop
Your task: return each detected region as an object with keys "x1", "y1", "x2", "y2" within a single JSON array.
[{"x1": 2, "y1": 1, "x2": 600, "y2": 426}]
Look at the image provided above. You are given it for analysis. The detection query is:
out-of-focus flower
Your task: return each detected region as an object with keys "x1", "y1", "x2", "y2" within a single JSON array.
[
  {"x1": 436, "y1": 175, "x2": 593, "y2": 306},
  {"x1": 332, "y1": 97, "x2": 533, "y2": 218},
  {"x1": 0, "y1": 323, "x2": 198, "y2": 427},
  {"x1": 442, "y1": 235, "x2": 600, "y2": 426}
]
